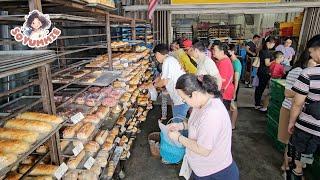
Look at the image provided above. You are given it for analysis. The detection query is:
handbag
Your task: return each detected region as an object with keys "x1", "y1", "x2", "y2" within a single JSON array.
[{"x1": 179, "y1": 155, "x2": 192, "y2": 179}]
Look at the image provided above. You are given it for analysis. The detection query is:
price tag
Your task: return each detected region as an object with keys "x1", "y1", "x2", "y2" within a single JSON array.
[
  {"x1": 54, "y1": 162, "x2": 68, "y2": 180},
  {"x1": 70, "y1": 112, "x2": 84, "y2": 124},
  {"x1": 115, "y1": 137, "x2": 121, "y2": 144},
  {"x1": 120, "y1": 126, "x2": 126, "y2": 133},
  {"x1": 84, "y1": 156, "x2": 95, "y2": 170},
  {"x1": 72, "y1": 142, "x2": 84, "y2": 156}
]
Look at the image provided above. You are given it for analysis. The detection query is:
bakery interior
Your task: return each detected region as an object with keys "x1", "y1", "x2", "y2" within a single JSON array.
[{"x1": 0, "y1": 0, "x2": 154, "y2": 179}]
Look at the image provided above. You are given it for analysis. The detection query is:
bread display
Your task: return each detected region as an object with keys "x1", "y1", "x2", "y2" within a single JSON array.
[
  {"x1": 111, "y1": 105, "x2": 122, "y2": 114},
  {"x1": 0, "y1": 152, "x2": 17, "y2": 170},
  {"x1": 76, "y1": 123, "x2": 95, "y2": 140},
  {"x1": 102, "y1": 141, "x2": 113, "y2": 151},
  {"x1": 119, "y1": 135, "x2": 128, "y2": 146},
  {"x1": 84, "y1": 141, "x2": 100, "y2": 156},
  {"x1": 67, "y1": 150, "x2": 85, "y2": 169},
  {"x1": 36, "y1": 144, "x2": 49, "y2": 154},
  {"x1": 102, "y1": 97, "x2": 117, "y2": 107},
  {"x1": 95, "y1": 130, "x2": 109, "y2": 145},
  {"x1": 0, "y1": 128, "x2": 39, "y2": 143},
  {"x1": 5, "y1": 118, "x2": 53, "y2": 133},
  {"x1": 90, "y1": 163, "x2": 102, "y2": 176},
  {"x1": 0, "y1": 140, "x2": 30, "y2": 154},
  {"x1": 17, "y1": 112, "x2": 63, "y2": 124},
  {"x1": 64, "y1": 170, "x2": 78, "y2": 180},
  {"x1": 116, "y1": 116, "x2": 126, "y2": 126},
  {"x1": 83, "y1": 114, "x2": 100, "y2": 125},
  {"x1": 96, "y1": 150, "x2": 109, "y2": 167},
  {"x1": 78, "y1": 170, "x2": 98, "y2": 180},
  {"x1": 63, "y1": 122, "x2": 83, "y2": 138},
  {"x1": 18, "y1": 164, "x2": 59, "y2": 176},
  {"x1": 95, "y1": 106, "x2": 109, "y2": 119}
]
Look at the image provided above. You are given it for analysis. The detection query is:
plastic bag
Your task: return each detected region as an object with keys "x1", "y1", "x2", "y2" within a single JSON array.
[
  {"x1": 179, "y1": 155, "x2": 192, "y2": 179},
  {"x1": 148, "y1": 85, "x2": 158, "y2": 101}
]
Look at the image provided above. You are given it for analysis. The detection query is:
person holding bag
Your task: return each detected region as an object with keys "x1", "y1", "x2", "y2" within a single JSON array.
[{"x1": 168, "y1": 74, "x2": 239, "y2": 180}]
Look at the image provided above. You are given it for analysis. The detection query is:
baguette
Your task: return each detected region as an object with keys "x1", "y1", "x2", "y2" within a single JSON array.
[
  {"x1": 17, "y1": 112, "x2": 63, "y2": 124},
  {"x1": 0, "y1": 140, "x2": 30, "y2": 154},
  {"x1": 62, "y1": 122, "x2": 83, "y2": 138},
  {"x1": 76, "y1": 123, "x2": 95, "y2": 140},
  {"x1": 18, "y1": 164, "x2": 58, "y2": 176},
  {"x1": 0, "y1": 128, "x2": 39, "y2": 143},
  {"x1": 0, "y1": 152, "x2": 17, "y2": 170},
  {"x1": 95, "y1": 130, "x2": 109, "y2": 145},
  {"x1": 67, "y1": 150, "x2": 85, "y2": 169},
  {"x1": 5, "y1": 119, "x2": 52, "y2": 133}
]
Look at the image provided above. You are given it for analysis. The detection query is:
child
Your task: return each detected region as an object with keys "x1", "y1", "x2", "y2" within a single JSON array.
[{"x1": 270, "y1": 51, "x2": 285, "y2": 79}]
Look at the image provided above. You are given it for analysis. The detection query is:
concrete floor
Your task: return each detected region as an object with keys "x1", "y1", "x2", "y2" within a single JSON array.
[{"x1": 123, "y1": 87, "x2": 283, "y2": 180}]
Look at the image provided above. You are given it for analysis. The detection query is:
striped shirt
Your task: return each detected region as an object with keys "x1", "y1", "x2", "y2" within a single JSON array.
[
  {"x1": 292, "y1": 65, "x2": 320, "y2": 137},
  {"x1": 282, "y1": 67, "x2": 303, "y2": 109}
]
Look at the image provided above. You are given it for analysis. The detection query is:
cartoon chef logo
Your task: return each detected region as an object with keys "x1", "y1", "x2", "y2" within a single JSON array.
[{"x1": 10, "y1": 10, "x2": 61, "y2": 48}]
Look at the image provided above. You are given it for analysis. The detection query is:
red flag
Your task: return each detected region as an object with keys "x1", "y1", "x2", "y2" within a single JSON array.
[{"x1": 147, "y1": 0, "x2": 159, "y2": 20}]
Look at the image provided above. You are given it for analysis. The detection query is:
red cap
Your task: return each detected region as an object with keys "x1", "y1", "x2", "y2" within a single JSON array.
[{"x1": 183, "y1": 40, "x2": 192, "y2": 49}]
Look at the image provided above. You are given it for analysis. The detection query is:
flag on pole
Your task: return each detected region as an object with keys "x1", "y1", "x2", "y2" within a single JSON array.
[{"x1": 147, "y1": 0, "x2": 159, "y2": 20}]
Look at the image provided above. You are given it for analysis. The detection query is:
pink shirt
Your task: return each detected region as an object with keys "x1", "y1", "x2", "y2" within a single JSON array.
[{"x1": 187, "y1": 98, "x2": 233, "y2": 177}]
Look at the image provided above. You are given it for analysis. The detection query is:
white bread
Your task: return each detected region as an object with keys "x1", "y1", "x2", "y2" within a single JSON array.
[
  {"x1": 0, "y1": 152, "x2": 17, "y2": 170},
  {"x1": 67, "y1": 150, "x2": 85, "y2": 169},
  {"x1": 0, "y1": 128, "x2": 39, "y2": 143},
  {"x1": 5, "y1": 118, "x2": 52, "y2": 133},
  {"x1": 17, "y1": 112, "x2": 63, "y2": 124},
  {"x1": 0, "y1": 140, "x2": 30, "y2": 154},
  {"x1": 18, "y1": 164, "x2": 58, "y2": 176},
  {"x1": 76, "y1": 123, "x2": 95, "y2": 140}
]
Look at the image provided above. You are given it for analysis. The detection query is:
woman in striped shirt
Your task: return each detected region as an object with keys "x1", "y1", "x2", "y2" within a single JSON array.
[{"x1": 278, "y1": 50, "x2": 317, "y2": 173}]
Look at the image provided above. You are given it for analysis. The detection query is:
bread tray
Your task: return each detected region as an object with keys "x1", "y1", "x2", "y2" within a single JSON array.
[{"x1": 77, "y1": 71, "x2": 121, "y2": 87}]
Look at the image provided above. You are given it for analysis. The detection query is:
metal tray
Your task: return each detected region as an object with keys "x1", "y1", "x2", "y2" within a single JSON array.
[{"x1": 77, "y1": 71, "x2": 121, "y2": 87}]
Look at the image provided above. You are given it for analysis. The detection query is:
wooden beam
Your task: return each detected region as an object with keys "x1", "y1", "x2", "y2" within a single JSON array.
[
  {"x1": 28, "y1": 0, "x2": 42, "y2": 12},
  {"x1": 106, "y1": 13, "x2": 112, "y2": 71}
]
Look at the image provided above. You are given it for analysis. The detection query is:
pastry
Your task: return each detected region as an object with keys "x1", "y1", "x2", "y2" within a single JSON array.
[
  {"x1": 67, "y1": 150, "x2": 85, "y2": 169},
  {"x1": 0, "y1": 152, "x2": 17, "y2": 170},
  {"x1": 0, "y1": 128, "x2": 39, "y2": 143},
  {"x1": 119, "y1": 136, "x2": 128, "y2": 146},
  {"x1": 88, "y1": 87, "x2": 101, "y2": 93},
  {"x1": 62, "y1": 122, "x2": 83, "y2": 138},
  {"x1": 110, "y1": 127, "x2": 119, "y2": 136},
  {"x1": 84, "y1": 141, "x2": 100, "y2": 156},
  {"x1": 78, "y1": 170, "x2": 97, "y2": 180},
  {"x1": 17, "y1": 112, "x2": 63, "y2": 124},
  {"x1": 107, "y1": 161, "x2": 115, "y2": 177},
  {"x1": 101, "y1": 87, "x2": 113, "y2": 95},
  {"x1": 138, "y1": 116, "x2": 146, "y2": 122},
  {"x1": 143, "y1": 111, "x2": 148, "y2": 117},
  {"x1": 116, "y1": 116, "x2": 126, "y2": 126},
  {"x1": 96, "y1": 151, "x2": 109, "y2": 167},
  {"x1": 0, "y1": 140, "x2": 30, "y2": 154},
  {"x1": 113, "y1": 81, "x2": 125, "y2": 88},
  {"x1": 5, "y1": 172, "x2": 22, "y2": 180},
  {"x1": 95, "y1": 106, "x2": 109, "y2": 119},
  {"x1": 24, "y1": 176, "x2": 53, "y2": 180},
  {"x1": 21, "y1": 155, "x2": 37, "y2": 165},
  {"x1": 76, "y1": 123, "x2": 95, "y2": 140},
  {"x1": 110, "y1": 90, "x2": 122, "y2": 100},
  {"x1": 18, "y1": 164, "x2": 59, "y2": 176},
  {"x1": 82, "y1": 75, "x2": 96, "y2": 83},
  {"x1": 95, "y1": 130, "x2": 109, "y2": 145},
  {"x1": 111, "y1": 105, "x2": 122, "y2": 114},
  {"x1": 83, "y1": 114, "x2": 100, "y2": 125},
  {"x1": 85, "y1": 98, "x2": 96, "y2": 107},
  {"x1": 102, "y1": 97, "x2": 117, "y2": 107},
  {"x1": 63, "y1": 170, "x2": 78, "y2": 180},
  {"x1": 5, "y1": 118, "x2": 52, "y2": 133},
  {"x1": 90, "y1": 163, "x2": 101, "y2": 176},
  {"x1": 70, "y1": 70, "x2": 87, "y2": 79},
  {"x1": 102, "y1": 141, "x2": 113, "y2": 151},
  {"x1": 75, "y1": 97, "x2": 85, "y2": 105}
]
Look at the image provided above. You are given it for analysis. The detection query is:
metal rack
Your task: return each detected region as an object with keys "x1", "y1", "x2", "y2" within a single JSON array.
[{"x1": 0, "y1": 0, "x2": 152, "y2": 178}]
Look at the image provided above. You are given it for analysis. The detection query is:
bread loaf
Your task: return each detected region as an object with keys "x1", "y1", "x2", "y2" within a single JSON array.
[
  {"x1": 36, "y1": 144, "x2": 49, "y2": 154},
  {"x1": 95, "y1": 106, "x2": 109, "y2": 119},
  {"x1": 0, "y1": 140, "x2": 30, "y2": 154},
  {"x1": 0, "y1": 128, "x2": 39, "y2": 143},
  {"x1": 24, "y1": 176, "x2": 53, "y2": 180},
  {"x1": 102, "y1": 142, "x2": 113, "y2": 151},
  {"x1": 84, "y1": 141, "x2": 100, "y2": 156},
  {"x1": 95, "y1": 130, "x2": 108, "y2": 145},
  {"x1": 63, "y1": 170, "x2": 78, "y2": 180},
  {"x1": 62, "y1": 122, "x2": 83, "y2": 138},
  {"x1": 21, "y1": 155, "x2": 37, "y2": 165},
  {"x1": 0, "y1": 152, "x2": 17, "y2": 170},
  {"x1": 83, "y1": 115, "x2": 100, "y2": 125},
  {"x1": 76, "y1": 123, "x2": 95, "y2": 140},
  {"x1": 17, "y1": 112, "x2": 63, "y2": 124},
  {"x1": 78, "y1": 170, "x2": 98, "y2": 180},
  {"x1": 5, "y1": 119, "x2": 52, "y2": 133},
  {"x1": 90, "y1": 164, "x2": 101, "y2": 176},
  {"x1": 18, "y1": 164, "x2": 58, "y2": 176},
  {"x1": 67, "y1": 150, "x2": 85, "y2": 169},
  {"x1": 5, "y1": 172, "x2": 22, "y2": 180}
]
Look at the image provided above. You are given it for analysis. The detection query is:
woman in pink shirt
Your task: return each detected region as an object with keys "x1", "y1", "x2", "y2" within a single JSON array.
[{"x1": 168, "y1": 74, "x2": 239, "y2": 180}]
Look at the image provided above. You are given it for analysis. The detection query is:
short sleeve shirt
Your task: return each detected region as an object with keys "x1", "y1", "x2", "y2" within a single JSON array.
[
  {"x1": 282, "y1": 67, "x2": 302, "y2": 109},
  {"x1": 232, "y1": 59, "x2": 242, "y2": 80},
  {"x1": 161, "y1": 56, "x2": 186, "y2": 105},
  {"x1": 173, "y1": 49, "x2": 197, "y2": 74},
  {"x1": 187, "y1": 98, "x2": 233, "y2": 177},
  {"x1": 275, "y1": 45, "x2": 295, "y2": 62},
  {"x1": 196, "y1": 56, "x2": 220, "y2": 77},
  {"x1": 246, "y1": 41, "x2": 257, "y2": 57},
  {"x1": 216, "y1": 57, "x2": 235, "y2": 100},
  {"x1": 258, "y1": 49, "x2": 273, "y2": 75}
]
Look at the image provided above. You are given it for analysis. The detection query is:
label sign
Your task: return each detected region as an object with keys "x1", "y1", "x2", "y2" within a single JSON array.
[
  {"x1": 84, "y1": 157, "x2": 95, "y2": 170},
  {"x1": 54, "y1": 163, "x2": 68, "y2": 180},
  {"x1": 10, "y1": 10, "x2": 61, "y2": 48},
  {"x1": 171, "y1": 0, "x2": 280, "y2": 4},
  {"x1": 72, "y1": 142, "x2": 84, "y2": 156},
  {"x1": 71, "y1": 112, "x2": 85, "y2": 124}
]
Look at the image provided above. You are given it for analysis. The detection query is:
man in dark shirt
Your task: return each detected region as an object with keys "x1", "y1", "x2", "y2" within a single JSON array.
[{"x1": 245, "y1": 34, "x2": 261, "y2": 87}]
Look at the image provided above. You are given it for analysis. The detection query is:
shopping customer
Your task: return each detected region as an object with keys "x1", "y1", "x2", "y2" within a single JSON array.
[
  {"x1": 245, "y1": 34, "x2": 261, "y2": 87},
  {"x1": 269, "y1": 51, "x2": 285, "y2": 79},
  {"x1": 188, "y1": 41, "x2": 222, "y2": 89},
  {"x1": 229, "y1": 44, "x2": 242, "y2": 129},
  {"x1": 275, "y1": 37, "x2": 295, "y2": 66},
  {"x1": 213, "y1": 42, "x2": 235, "y2": 110},
  {"x1": 254, "y1": 36, "x2": 276, "y2": 111},
  {"x1": 153, "y1": 44, "x2": 189, "y2": 121},
  {"x1": 170, "y1": 40, "x2": 197, "y2": 74},
  {"x1": 287, "y1": 34, "x2": 320, "y2": 179},
  {"x1": 277, "y1": 50, "x2": 316, "y2": 173},
  {"x1": 167, "y1": 74, "x2": 239, "y2": 180}
]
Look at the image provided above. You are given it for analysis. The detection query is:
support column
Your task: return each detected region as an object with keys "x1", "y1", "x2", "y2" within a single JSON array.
[
  {"x1": 132, "y1": 12, "x2": 137, "y2": 40},
  {"x1": 106, "y1": 13, "x2": 113, "y2": 71},
  {"x1": 28, "y1": 0, "x2": 42, "y2": 12}
]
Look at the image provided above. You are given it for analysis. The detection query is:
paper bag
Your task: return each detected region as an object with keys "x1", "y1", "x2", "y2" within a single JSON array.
[
  {"x1": 179, "y1": 155, "x2": 192, "y2": 179},
  {"x1": 148, "y1": 85, "x2": 158, "y2": 101}
]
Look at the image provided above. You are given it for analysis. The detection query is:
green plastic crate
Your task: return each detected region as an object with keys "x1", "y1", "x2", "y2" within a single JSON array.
[
  {"x1": 267, "y1": 104, "x2": 281, "y2": 123},
  {"x1": 270, "y1": 79, "x2": 285, "y2": 102}
]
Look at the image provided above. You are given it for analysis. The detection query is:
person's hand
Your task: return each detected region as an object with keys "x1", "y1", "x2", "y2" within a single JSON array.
[
  {"x1": 167, "y1": 123, "x2": 184, "y2": 132},
  {"x1": 288, "y1": 122, "x2": 295, "y2": 134},
  {"x1": 168, "y1": 131, "x2": 181, "y2": 142},
  {"x1": 233, "y1": 93, "x2": 237, "y2": 101}
]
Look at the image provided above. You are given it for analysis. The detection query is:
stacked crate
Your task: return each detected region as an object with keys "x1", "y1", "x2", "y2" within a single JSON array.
[{"x1": 266, "y1": 79, "x2": 286, "y2": 152}]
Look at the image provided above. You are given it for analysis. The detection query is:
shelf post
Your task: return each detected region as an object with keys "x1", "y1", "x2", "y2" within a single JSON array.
[
  {"x1": 106, "y1": 13, "x2": 113, "y2": 71},
  {"x1": 28, "y1": 0, "x2": 42, "y2": 12},
  {"x1": 132, "y1": 12, "x2": 137, "y2": 40}
]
